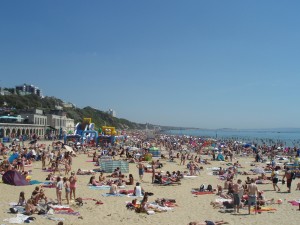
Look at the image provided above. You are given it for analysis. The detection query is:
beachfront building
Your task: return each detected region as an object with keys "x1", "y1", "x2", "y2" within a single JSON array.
[
  {"x1": 46, "y1": 110, "x2": 74, "y2": 136},
  {"x1": 19, "y1": 109, "x2": 48, "y2": 127},
  {"x1": 66, "y1": 118, "x2": 75, "y2": 133},
  {"x1": 0, "y1": 109, "x2": 74, "y2": 141},
  {"x1": 0, "y1": 123, "x2": 46, "y2": 140}
]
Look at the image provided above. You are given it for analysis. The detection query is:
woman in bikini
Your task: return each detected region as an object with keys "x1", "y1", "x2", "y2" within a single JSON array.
[
  {"x1": 56, "y1": 176, "x2": 63, "y2": 205},
  {"x1": 69, "y1": 171, "x2": 77, "y2": 200},
  {"x1": 89, "y1": 175, "x2": 101, "y2": 186}
]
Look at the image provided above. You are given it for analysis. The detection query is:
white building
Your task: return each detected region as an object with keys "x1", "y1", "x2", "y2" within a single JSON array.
[
  {"x1": 108, "y1": 109, "x2": 116, "y2": 117},
  {"x1": 20, "y1": 109, "x2": 47, "y2": 126},
  {"x1": 66, "y1": 118, "x2": 75, "y2": 133},
  {"x1": 46, "y1": 112, "x2": 74, "y2": 134}
]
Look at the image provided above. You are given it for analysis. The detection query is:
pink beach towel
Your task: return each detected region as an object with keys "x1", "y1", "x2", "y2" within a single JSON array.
[{"x1": 288, "y1": 201, "x2": 300, "y2": 206}]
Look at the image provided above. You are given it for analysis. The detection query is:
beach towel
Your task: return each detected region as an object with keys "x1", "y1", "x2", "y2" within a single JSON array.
[
  {"x1": 183, "y1": 175, "x2": 198, "y2": 178},
  {"x1": 215, "y1": 198, "x2": 233, "y2": 204},
  {"x1": 42, "y1": 181, "x2": 55, "y2": 188},
  {"x1": 127, "y1": 194, "x2": 144, "y2": 198},
  {"x1": 89, "y1": 185, "x2": 126, "y2": 190},
  {"x1": 251, "y1": 207, "x2": 277, "y2": 213},
  {"x1": 44, "y1": 216, "x2": 65, "y2": 222},
  {"x1": 3, "y1": 214, "x2": 29, "y2": 224},
  {"x1": 55, "y1": 211, "x2": 80, "y2": 216},
  {"x1": 119, "y1": 190, "x2": 134, "y2": 195},
  {"x1": 288, "y1": 200, "x2": 300, "y2": 206},
  {"x1": 89, "y1": 186, "x2": 111, "y2": 190},
  {"x1": 29, "y1": 180, "x2": 44, "y2": 185},
  {"x1": 147, "y1": 203, "x2": 173, "y2": 211},
  {"x1": 102, "y1": 193, "x2": 126, "y2": 197},
  {"x1": 192, "y1": 191, "x2": 215, "y2": 195},
  {"x1": 256, "y1": 180, "x2": 271, "y2": 184}
]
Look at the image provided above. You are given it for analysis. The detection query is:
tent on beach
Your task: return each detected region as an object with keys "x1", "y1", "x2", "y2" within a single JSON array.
[{"x1": 2, "y1": 171, "x2": 29, "y2": 186}]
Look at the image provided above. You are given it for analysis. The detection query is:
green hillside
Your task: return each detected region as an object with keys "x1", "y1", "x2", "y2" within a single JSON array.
[{"x1": 0, "y1": 94, "x2": 147, "y2": 130}]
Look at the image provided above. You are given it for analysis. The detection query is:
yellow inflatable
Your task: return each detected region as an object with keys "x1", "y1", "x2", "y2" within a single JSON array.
[{"x1": 102, "y1": 126, "x2": 116, "y2": 135}]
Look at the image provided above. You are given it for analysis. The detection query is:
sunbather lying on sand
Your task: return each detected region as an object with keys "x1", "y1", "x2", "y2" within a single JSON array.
[
  {"x1": 188, "y1": 220, "x2": 228, "y2": 225},
  {"x1": 77, "y1": 169, "x2": 95, "y2": 175},
  {"x1": 155, "y1": 198, "x2": 176, "y2": 207}
]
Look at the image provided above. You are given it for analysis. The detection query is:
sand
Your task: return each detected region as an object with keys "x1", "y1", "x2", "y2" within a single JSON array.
[{"x1": 1, "y1": 140, "x2": 300, "y2": 225}]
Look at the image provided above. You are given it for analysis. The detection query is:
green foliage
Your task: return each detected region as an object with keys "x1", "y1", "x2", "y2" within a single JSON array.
[{"x1": 0, "y1": 93, "x2": 147, "y2": 130}]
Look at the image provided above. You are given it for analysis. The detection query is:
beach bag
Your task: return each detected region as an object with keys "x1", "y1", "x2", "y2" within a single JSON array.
[
  {"x1": 291, "y1": 172, "x2": 296, "y2": 180},
  {"x1": 9, "y1": 207, "x2": 18, "y2": 214},
  {"x1": 199, "y1": 184, "x2": 205, "y2": 192},
  {"x1": 207, "y1": 184, "x2": 213, "y2": 192}
]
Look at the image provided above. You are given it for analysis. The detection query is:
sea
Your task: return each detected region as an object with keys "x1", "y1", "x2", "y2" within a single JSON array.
[{"x1": 162, "y1": 128, "x2": 300, "y2": 147}]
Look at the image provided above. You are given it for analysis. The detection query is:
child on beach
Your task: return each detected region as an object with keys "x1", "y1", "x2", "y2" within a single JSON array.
[{"x1": 17, "y1": 191, "x2": 26, "y2": 206}]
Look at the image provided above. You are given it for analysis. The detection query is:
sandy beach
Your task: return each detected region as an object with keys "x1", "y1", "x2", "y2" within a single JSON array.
[{"x1": 1, "y1": 139, "x2": 300, "y2": 225}]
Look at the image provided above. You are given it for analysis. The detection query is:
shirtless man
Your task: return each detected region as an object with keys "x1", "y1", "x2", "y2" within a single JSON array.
[
  {"x1": 248, "y1": 178, "x2": 259, "y2": 214},
  {"x1": 233, "y1": 179, "x2": 243, "y2": 213},
  {"x1": 136, "y1": 162, "x2": 144, "y2": 181},
  {"x1": 282, "y1": 168, "x2": 293, "y2": 193}
]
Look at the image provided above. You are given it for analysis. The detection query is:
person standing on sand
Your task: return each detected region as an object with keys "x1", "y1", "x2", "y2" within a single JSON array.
[
  {"x1": 151, "y1": 161, "x2": 156, "y2": 183},
  {"x1": 233, "y1": 179, "x2": 243, "y2": 214},
  {"x1": 56, "y1": 176, "x2": 63, "y2": 205},
  {"x1": 271, "y1": 167, "x2": 280, "y2": 192},
  {"x1": 137, "y1": 162, "x2": 144, "y2": 181},
  {"x1": 69, "y1": 171, "x2": 77, "y2": 200},
  {"x1": 248, "y1": 178, "x2": 258, "y2": 214},
  {"x1": 282, "y1": 167, "x2": 293, "y2": 193}
]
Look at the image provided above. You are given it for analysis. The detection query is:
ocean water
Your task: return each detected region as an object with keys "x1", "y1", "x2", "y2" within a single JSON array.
[{"x1": 163, "y1": 128, "x2": 300, "y2": 147}]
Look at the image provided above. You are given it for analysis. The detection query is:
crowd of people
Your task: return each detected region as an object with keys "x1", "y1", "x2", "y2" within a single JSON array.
[{"x1": 1, "y1": 131, "x2": 300, "y2": 225}]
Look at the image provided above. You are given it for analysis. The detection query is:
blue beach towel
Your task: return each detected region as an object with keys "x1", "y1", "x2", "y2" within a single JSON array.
[
  {"x1": 101, "y1": 193, "x2": 126, "y2": 197},
  {"x1": 89, "y1": 186, "x2": 111, "y2": 190},
  {"x1": 29, "y1": 180, "x2": 44, "y2": 185}
]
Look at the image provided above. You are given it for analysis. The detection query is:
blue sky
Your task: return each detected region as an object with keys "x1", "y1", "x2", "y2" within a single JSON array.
[{"x1": 1, "y1": 1, "x2": 300, "y2": 129}]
